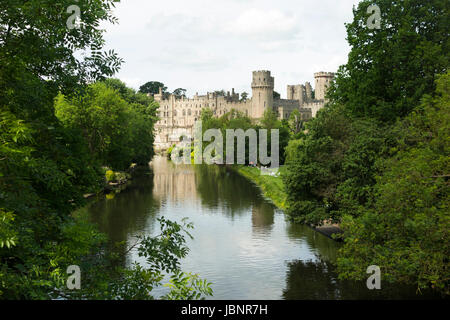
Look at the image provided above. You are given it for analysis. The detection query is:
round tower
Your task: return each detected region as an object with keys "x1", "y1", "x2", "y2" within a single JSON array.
[
  {"x1": 251, "y1": 70, "x2": 274, "y2": 119},
  {"x1": 314, "y1": 72, "x2": 335, "y2": 100}
]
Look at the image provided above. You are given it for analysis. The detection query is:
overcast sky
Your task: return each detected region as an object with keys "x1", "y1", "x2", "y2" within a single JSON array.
[{"x1": 102, "y1": 0, "x2": 361, "y2": 98}]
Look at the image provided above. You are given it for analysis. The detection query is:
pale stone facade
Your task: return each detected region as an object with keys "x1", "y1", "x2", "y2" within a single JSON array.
[{"x1": 154, "y1": 70, "x2": 335, "y2": 150}]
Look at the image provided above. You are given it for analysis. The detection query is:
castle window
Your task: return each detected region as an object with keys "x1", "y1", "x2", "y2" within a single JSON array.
[
  {"x1": 183, "y1": 110, "x2": 186, "y2": 116},
  {"x1": 188, "y1": 109, "x2": 191, "y2": 116}
]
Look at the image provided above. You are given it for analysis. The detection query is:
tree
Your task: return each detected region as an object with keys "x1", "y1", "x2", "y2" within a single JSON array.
[
  {"x1": 337, "y1": 72, "x2": 450, "y2": 294},
  {"x1": 0, "y1": 0, "x2": 122, "y2": 299},
  {"x1": 288, "y1": 109, "x2": 304, "y2": 136},
  {"x1": 273, "y1": 91, "x2": 281, "y2": 100},
  {"x1": 173, "y1": 88, "x2": 187, "y2": 99},
  {"x1": 240, "y1": 92, "x2": 249, "y2": 101},
  {"x1": 328, "y1": 0, "x2": 450, "y2": 121},
  {"x1": 0, "y1": 0, "x2": 210, "y2": 300},
  {"x1": 139, "y1": 81, "x2": 167, "y2": 96}
]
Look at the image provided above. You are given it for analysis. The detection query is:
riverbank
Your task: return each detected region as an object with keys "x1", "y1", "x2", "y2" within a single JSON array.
[
  {"x1": 231, "y1": 165, "x2": 343, "y2": 240},
  {"x1": 83, "y1": 164, "x2": 137, "y2": 199},
  {"x1": 231, "y1": 165, "x2": 288, "y2": 210}
]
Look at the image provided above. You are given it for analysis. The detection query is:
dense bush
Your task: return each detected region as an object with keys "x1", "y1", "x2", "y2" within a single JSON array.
[
  {"x1": 55, "y1": 80, "x2": 158, "y2": 171},
  {"x1": 337, "y1": 73, "x2": 450, "y2": 294},
  {"x1": 0, "y1": 0, "x2": 210, "y2": 300},
  {"x1": 282, "y1": 0, "x2": 449, "y2": 294}
]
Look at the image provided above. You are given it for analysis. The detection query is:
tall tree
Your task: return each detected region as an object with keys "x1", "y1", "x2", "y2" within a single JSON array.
[
  {"x1": 240, "y1": 92, "x2": 249, "y2": 101},
  {"x1": 329, "y1": 0, "x2": 449, "y2": 121},
  {"x1": 173, "y1": 88, "x2": 187, "y2": 99},
  {"x1": 273, "y1": 91, "x2": 281, "y2": 100},
  {"x1": 0, "y1": 0, "x2": 123, "y2": 299},
  {"x1": 139, "y1": 81, "x2": 167, "y2": 96}
]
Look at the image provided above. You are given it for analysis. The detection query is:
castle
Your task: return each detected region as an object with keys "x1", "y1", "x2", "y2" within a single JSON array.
[{"x1": 154, "y1": 70, "x2": 335, "y2": 150}]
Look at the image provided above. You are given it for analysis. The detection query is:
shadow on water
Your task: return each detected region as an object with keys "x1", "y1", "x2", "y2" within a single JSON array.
[
  {"x1": 85, "y1": 156, "x2": 442, "y2": 299},
  {"x1": 282, "y1": 259, "x2": 442, "y2": 300}
]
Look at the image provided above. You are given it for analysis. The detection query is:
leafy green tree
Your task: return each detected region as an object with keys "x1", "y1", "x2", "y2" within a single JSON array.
[
  {"x1": 103, "y1": 79, "x2": 159, "y2": 165},
  {"x1": 0, "y1": 0, "x2": 208, "y2": 300},
  {"x1": 328, "y1": 0, "x2": 449, "y2": 121},
  {"x1": 172, "y1": 88, "x2": 187, "y2": 99},
  {"x1": 273, "y1": 91, "x2": 281, "y2": 100},
  {"x1": 287, "y1": 109, "x2": 304, "y2": 136},
  {"x1": 0, "y1": 0, "x2": 122, "y2": 299},
  {"x1": 240, "y1": 92, "x2": 249, "y2": 101},
  {"x1": 55, "y1": 82, "x2": 132, "y2": 170},
  {"x1": 139, "y1": 81, "x2": 167, "y2": 96},
  {"x1": 337, "y1": 72, "x2": 450, "y2": 294}
]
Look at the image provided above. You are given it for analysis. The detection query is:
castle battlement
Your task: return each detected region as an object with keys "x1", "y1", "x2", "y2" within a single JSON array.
[
  {"x1": 314, "y1": 71, "x2": 336, "y2": 78},
  {"x1": 154, "y1": 70, "x2": 335, "y2": 150}
]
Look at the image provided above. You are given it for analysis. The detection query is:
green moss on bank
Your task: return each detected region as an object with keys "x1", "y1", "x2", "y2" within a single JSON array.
[{"x1": 233, "y1": 166, "x2": 287, "y2": 210}]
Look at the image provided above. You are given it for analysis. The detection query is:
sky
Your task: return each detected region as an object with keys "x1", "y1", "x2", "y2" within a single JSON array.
[{"x1": 102, "y1": 0, "x2": 361, "y2": 98}]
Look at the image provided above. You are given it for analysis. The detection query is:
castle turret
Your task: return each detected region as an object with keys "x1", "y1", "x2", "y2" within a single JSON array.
[
  {"x1": 154, "y1": 87, "x2": 164, "y2": 102},
  {"x1": 287, "y1": 85, "x2": 294, "y2": 100},
  {"x1": 251, "y1": 70, "x2": 274, "y2": 118},
  {"x1": 314, "y1": 72, "x2": 335, "y2": 100},
  {"x1": 287, "y1": 84, "x2": 306, "y2": 105},
  {"x1": 305, "y1": 82, "x2": 313, "y2": 102}
]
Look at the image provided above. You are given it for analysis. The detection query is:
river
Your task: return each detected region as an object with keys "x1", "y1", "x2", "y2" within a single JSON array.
[{"x1": 86, "y1": 155, "x2": 438, "y2": 299}]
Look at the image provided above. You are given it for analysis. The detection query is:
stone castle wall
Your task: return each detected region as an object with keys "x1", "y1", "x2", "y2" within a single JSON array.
[{"x1": 154, "y1": 70, "x2": 335, "y2": 150}]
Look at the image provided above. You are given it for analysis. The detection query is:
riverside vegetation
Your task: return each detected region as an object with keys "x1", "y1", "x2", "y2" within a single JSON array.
[
  {"x1": 1, "y1": 0, "x2": 448, "y2": 299},
  {"x1": 0, "y1": 0, "x2": 212, "y2": 299},
  {"x1": 168, "y1": 0, "x2": 449, "y2": 296}
]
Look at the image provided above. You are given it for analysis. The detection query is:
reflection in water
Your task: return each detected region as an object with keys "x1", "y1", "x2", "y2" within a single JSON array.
[
  {"x1": 282, "y1": 260, "x2": 441, "y2": 300},
  {"x1": 86, "y1": 156, "x2": 435, "y2": 300}
]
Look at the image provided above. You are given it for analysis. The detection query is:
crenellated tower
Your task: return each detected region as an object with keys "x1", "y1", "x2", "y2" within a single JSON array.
[
  {"x1": 314, "y1": 72, "x2": 335, "y2": 100},
  {"x1": 251, "y1": 70, "x2": 274, "y2": 119}
]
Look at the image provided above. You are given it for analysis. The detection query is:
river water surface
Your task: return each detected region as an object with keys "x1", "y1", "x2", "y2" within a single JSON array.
[{"x1": 86, "y1": 156, "x2": 438, "y2": 299}]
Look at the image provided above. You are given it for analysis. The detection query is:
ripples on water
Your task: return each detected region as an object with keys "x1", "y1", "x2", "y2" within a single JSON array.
[{"x1": 87, "y1": 156, "x2": 440, "y2": 300}]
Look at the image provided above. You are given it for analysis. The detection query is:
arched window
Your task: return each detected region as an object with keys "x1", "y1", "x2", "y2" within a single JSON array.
[
  {"x1": 188, "y1": 109, "x2": 191, "y2": 116},
  {"x1": 174, "y1": 110, "x2": 177, "y2": 116},
  {"x1": 183, "y1": 109, "x2": 186, "y2": 116}
]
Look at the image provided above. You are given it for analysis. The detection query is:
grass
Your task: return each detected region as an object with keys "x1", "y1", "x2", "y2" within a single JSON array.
[{"x1": 233, "y1": 165, "x2": 288, "y2": 210}]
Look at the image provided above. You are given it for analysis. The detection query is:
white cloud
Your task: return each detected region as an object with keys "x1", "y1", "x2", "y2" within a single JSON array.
[
  {"x1": 224, "y1": 9, "x2": 298, "y2": 39},
  {"x1": 101, "y1": 0, "x2": 361, "y2": 97}
]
